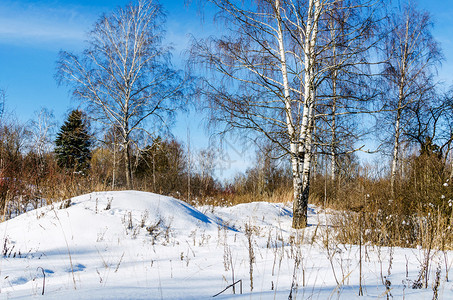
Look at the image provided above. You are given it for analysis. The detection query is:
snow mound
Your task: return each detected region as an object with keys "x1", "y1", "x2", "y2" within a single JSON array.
[
  {"x1": 0, "y1": 191, "x2": 220, "y2": 256},
  {"x1": 71, "y1": 190, "x2": 220, "y2": 231},
  {"x1": 203, "y1": 201, "x2": 325, "y2": 231},
  {"x1": 207, "y1": 201, "x2": 293, "y2": 229}
]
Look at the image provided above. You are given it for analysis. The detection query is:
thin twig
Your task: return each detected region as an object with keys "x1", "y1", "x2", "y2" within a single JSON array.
[{"x1": 213, "y1": 279, "x2": 243, "y2": 297}]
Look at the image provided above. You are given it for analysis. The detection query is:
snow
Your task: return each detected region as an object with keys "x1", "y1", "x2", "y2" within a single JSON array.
[{"x1": 0, "y1": 190, "x2": 452, "y2": 299}]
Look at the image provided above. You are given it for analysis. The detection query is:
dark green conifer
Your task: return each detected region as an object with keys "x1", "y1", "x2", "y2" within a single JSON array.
[{"x1": 55, "y1": 110, "x2": 91, "y2": 172}]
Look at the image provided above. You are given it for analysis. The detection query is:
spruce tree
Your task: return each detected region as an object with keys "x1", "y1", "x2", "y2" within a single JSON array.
[{"x1": 55, "y1": 110, "x2": 91, "y2": 173}]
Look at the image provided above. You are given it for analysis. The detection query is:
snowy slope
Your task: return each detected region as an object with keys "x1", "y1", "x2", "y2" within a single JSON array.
[{"x1": 0, "y1": 191, "x2": 451, "y2": 299}]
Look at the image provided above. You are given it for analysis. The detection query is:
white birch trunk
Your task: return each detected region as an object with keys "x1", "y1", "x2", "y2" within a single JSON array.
[
  {"x1": 391, "y1": 105, "x2": 402, "y2": 194},
  {"x1": 275, "y1": 0, "x2": 306, "y2": 228},
  {"x1": 123, "y1": 104, "x2": 133, "y2": 189},
  {"x1": 391, "y1": 80, "x2": 406, "y2": 194},
  {"x1": 390, "y1": 15, "x2": 409, "y2": 196},
  {"x1": 292, "y1": 0, "x2": 321, "y2": 229}
]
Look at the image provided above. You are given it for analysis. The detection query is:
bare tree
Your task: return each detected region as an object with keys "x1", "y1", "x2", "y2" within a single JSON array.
[
  {"x1": 29, "y1": 108, "x2": 56, "y2": 157},
  {"x1": 192, "y1": 0, "x2": 380, "y2": 228},
  {"x1": 405, "y1": 88, "x2": 453, "y2": 165},
  {"x1": 313, "y1": 0, "x2": 380, "y2": 193},
  {"x1": 380, "y1": 2, "x2": 441, "y2": 194},
  {"x1": 191, "y1": 0, "x2": 313, "y2": 227},
  {"x1": 28, "y1": 108, "x2": 56, "y2": 179},
  {"x1": 57, "y1": 0, "x2": 184, "y2": 188}
]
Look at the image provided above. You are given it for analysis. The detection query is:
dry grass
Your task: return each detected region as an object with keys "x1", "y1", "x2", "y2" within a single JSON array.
[{"x1": 310, "y1": 156, "x2": 453, "y2": 250}]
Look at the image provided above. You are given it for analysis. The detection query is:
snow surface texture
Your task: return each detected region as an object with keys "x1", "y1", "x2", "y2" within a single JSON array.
[{"x1": 0, "y1": 190, "x2": 451, "y2": 299}]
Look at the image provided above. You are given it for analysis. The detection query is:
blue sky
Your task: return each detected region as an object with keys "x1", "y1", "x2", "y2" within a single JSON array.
[
  {"x1": 413, "y1": 0, "x2": 453, "y2": 82},
  {"x1": 0, "y1": 0, "x2": 210, "y2": 120},
  {"x1": 0, "y1": 0, "x2": 452, "y2": 178},
  {"x1": 0, "y1": 0, "x2": 248, "y2": 178}
]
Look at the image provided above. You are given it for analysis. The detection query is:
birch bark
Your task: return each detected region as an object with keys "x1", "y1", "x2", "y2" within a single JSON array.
[{"x1": 293, "y1": 0, "x2": 321, "y2": 229}]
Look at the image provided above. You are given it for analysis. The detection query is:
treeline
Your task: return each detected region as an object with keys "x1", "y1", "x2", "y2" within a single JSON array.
[{"x1": 0, "y1": 108, "x2": 293, "y2": 217}]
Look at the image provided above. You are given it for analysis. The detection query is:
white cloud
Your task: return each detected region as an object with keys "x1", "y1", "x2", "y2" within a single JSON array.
[{"x1": 0, "y1": 1, "x2": 96, "y2": 48}]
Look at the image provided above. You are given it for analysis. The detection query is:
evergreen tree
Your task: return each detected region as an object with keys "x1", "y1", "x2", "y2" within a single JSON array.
[{"x1": 55, "y1": 110, "x2": 91, "y2": 172}]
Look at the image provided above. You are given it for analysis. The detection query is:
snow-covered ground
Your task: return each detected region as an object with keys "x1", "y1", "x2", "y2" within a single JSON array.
[{"x1": 0, "y1": 191, "x2": 451, "y2": 299}]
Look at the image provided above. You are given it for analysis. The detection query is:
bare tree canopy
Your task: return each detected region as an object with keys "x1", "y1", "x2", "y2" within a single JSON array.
[
  {"x1": 191, "y1": 0, "x2": 381, "y2": 228},
  {"x1": 56, "y1": 0, "x2": 185, "y2": 188},
  {"x1": 378, "y1": 2, "x2": 442, "y2": 193}
]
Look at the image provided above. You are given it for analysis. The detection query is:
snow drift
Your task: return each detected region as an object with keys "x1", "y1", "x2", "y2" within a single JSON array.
[{"x1": 0, "y1": 191, "x2": 451, "y2": 299}]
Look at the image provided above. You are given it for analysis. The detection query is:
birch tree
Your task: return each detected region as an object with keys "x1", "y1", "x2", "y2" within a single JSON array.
[
  {"x1": 316, "y1": 0, "x2": 378, "y2": 185},
  {"x1": 192, "y1": 0, "x2": 379, "y2": 228},
  {"x1": 190, "y1": 0, "x2": 312, "y2": 227},
  {"x1": 57, "y1": 0, "x2": 184, "y2": 189},
  {"x1": 380, "y1": 2, "x2": 441, "y2": 194}
]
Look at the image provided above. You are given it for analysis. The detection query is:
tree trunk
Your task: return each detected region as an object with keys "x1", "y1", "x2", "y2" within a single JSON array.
[
  {"x1": 390, "y1": 112, "x2": 401, "y2": 195},
  {"x1": 112, "y1": 142, "x2": 116, "y2": 189},
  {"x1": 391, "y1": 72, "x2": 406, "y2": 195},
  {"x1": 331, "y1": 70, "x2": 337, "y2": 183},
  {"x1": 449, "y1": 151, "x2": 453, "y2": 183},
  {"x1": 292, "y1": 160, "x2": 307, "y2": 228},
  {"x1": 275, "y1": 0, "x2": 307, "y2": 228},
  {"x1": 293, "y1": 0, "x2": 321, "y2": 228},
  {"x1": 329, "y1": 15, "x2": 338, "y2": 184},
  {"x1": 391, "y1": 15, "x2": 409, "y2": 197},
  {"x1": 297, "y1": 97, "x2": 315, "y2": 228},
  {"x1": 292, "y1": 0, "x2": 320, "y2": 229},
  {"x1": 124, "y1": 141, "x2": 133, "y2": 189}
]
